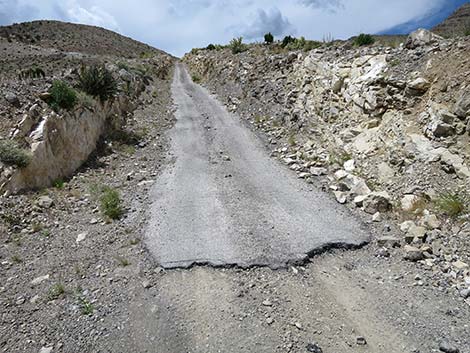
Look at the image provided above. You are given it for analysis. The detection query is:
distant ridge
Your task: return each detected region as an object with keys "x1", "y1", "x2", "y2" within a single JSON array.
[
  {"x1": 378, "y1": 0, "x2": 470, "y2": 36},
  {"x1": 432, "y1": 2, "x2": 470, "y2": 37},
  {"x1": 0, "y1": 20, "x2": 168, "y2": 58}
]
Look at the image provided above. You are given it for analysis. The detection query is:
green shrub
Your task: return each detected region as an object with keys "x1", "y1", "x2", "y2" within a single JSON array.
[
  {"x1": 77, "y1": 91, "x2": 95, "y2": 109},
  {"x1": 354, "y1": 33, "x2": 375, "y2": 46},
  {"x1": 47, "y1": 283, "x2": 65, "y2": 301},
  {"x1": 192, "y1": 74, "x2": 201, "y2": 83},
  {"x1": 0, "y1": 140, "x2": 31, "y2": 167},
  {"x1": 100, "y1": 186, "x2": 123, "y2": 220},
  {"x1": 49, "y1": 80, "x2": 77, "y2": 111},
  {"x1": 435, "y1": 193, "x2": 467, "y2": 218},
  {"x1": 230, "y1": 37, "x2": 247, "y2": 54},
  {"x1": 290, "y1": 36, "x2": 321, "y2": 51},
  {"x1": 206, "y1": 44, "x2": 216, "y2": 50},
  {"x1": 281, "y1": 35, "x2": 296, "y2": 48},
  {"x1": 19, "y1": 66, "x2": 45, "y2": 80},
  {"x1": 264, "y1": 32, "x2": 274, "y2": 44},
  {"x1": 78, "y1": 65, "x2": 117, "y2": 101}
]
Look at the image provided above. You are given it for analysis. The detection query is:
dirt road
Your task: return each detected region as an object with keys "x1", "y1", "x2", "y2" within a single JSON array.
[
  {"x1": 145, "y1": 63, "x2": 368, "y2": 269},
  {"x1": 119, "y1": 64, "x2": 470, "y2": 353}
]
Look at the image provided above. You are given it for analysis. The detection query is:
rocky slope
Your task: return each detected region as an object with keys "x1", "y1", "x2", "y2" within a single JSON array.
[
  {"x1": 0, "y1": 22, "x2": 176, "y2": 351},
  {"x1": 0, "y1": 20, "x2": 165, "y2": 58},
  {"x1": 433, "y1": 2, "x2": 470, "y2": 37},
  {"x1": 184, "y1": 30, "x2": 470, "y2": 303},
  {"x1": 0, "y1": 21, "x2": 173, "y2": 192}
]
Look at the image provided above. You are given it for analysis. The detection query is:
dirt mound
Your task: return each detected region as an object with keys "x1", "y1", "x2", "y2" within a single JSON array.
[
  {"x1": 0, "y1": 20, "x2": 166, "y2": 58},
  {"x1": 432, "y1": 2, "x2": 470, "y2": 37}
]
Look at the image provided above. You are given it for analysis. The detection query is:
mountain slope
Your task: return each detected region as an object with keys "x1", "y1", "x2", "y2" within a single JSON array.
[
  {"x1": 0, "y1": 20, "x2": 166, "y2": 58},
  {"x1": 379, "y1": 0, "x2": 469, "y2": 35},
  {"x1": 432, "y1": 2, "x2": 470, "y2": 37}
]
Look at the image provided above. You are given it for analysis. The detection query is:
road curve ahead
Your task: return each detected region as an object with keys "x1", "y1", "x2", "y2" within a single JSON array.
[{"x1": 145, "y1": 63, "x2": 369, "y2": 269}]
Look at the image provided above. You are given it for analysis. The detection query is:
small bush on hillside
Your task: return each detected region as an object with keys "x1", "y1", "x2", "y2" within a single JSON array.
[
  {"x1": 100, "y1": 186, "x2": 123, "y2": 220},
  {"x1": 206, "y1": 44, "x2": 216, "y2": 50},
  {"x1": 354, "y1": 33, "x2": 375, "y2": 46},
  {"x1": 281, "y1": 35, "x2": 296, "y2": 48},
  {"x1": 78, "y1": 65, "x2": 117, "y2": 102},
  {"x1": 0, "y1": 140, "x2": 31, "y2": 168},
  {"x1": 49, "y1": 80, "x2": 77, "y2": 111},
  {"x1": 434, "y1": 193, "x2": 467, "y2": 218},
  {"x1": 19, "y1": 66, "x2": 46, "y2": 80},
  {"x1": 230, "y1": 37, "x2": 247, "y2": 54},
  {"x1": 264, "y1": 32, "x2": 274, "y2": 44},
  {"x1": 192, "y1": 74, "x2": 201, "y2": 83}
]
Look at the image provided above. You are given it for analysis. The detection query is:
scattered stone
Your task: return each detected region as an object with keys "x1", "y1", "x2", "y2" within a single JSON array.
[
  {"x1": 372, "y1": 212, "x2": 382, "y2": 222},
  {"x1": 90, "y1": 218, "x2": 98, "y2": 225},
  {"x1": 310, "y1": 167, "x2": 327, "y2": 176},
  {"x1": 356, "y1": 336, "x2": 367, "y2": 346},
  {"x1": 362, "y1": 192, "x2": 392, "y2": 214},
  {"x1": 142, "y1": 280, "x2": 152, "y2": 289},
  {"x1": 439, "y1": 341, "x2": 460, "y2": 353},
  {"x1": 31, "y1": 274, "x2": 50, "y2": 286},
  {"x1": 5, "y1": 92, "x2": 20, "y2": 107},
  {"x1": 266, "y1": 317, "x2": 274, "y2": 325},
  {"x1": 459, "y1": 288, "x2": 470, "y2": 299},
  {"x1": 377, "y1": 236, "x2": 400, "y2": 248},
  {"x1": 405, "y1": 28, "x2": 442, "y2": 49},
  {"x1": 262, "y1": 299, "x2": 273, "y2": 307},
  {"x1": 36, "y1": 196, "x2": 54, "y2": 209},
  {"x1": 404, "y1": 245, "x2": 424, "y2": 262},
  {"x1": 408, "y1": 77, "x2": 430, "y2": 92},
  {"x1": 452, "y1": 260, "x2": 469, "y2": 270},
  {"x1": 343, "y1": 159, "x2": 355, "y2": 172},
  {"x1": 39, "y1": 347, "x2": 53, "y2": 353},
  {"x1": 306, "y1": 342, "x2": 323, "y2": 353},
  {"x1": 76, "y1": 232, "x2": 88, "y2": 243},
  {"x1": 334, "y1": 191, "x2": 348, "y2": 204},
  {"x1": 401, "y1": 195, "x2": 420, "y2": 212}
]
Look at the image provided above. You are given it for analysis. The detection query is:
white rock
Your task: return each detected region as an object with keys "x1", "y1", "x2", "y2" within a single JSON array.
[
  {"x1": 401, "y1": 195, "x2": 420, "y2": 212},
  {"x1": 39, "y1": 347, "x2": 53, "y2": 353},
  {"x1": 76, "y1": 232, "x2": 88, "y2": 243},
  {"x1": 334, "y1": 191, "x2": 348, "y2": 204},
  {"x1": 372, "y1": 212, "x2": 382, "y2": 222},
  {"x1": 36, "y1": 196, "x2": 53, "y2": 209},
  {"x1": 31, "y1": 274, "x2": 50, "y2": 286},
  {"x1": 343, "y1": 159, "x2": 355, "y2": 172}
]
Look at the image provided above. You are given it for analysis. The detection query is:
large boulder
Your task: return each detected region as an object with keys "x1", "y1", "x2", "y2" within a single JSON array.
[{"x1": 405, "y1": 29, "x2": 442, "y2": 49}]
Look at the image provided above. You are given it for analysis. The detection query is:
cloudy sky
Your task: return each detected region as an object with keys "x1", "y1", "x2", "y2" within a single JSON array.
[{"x1": 0, "y1": 0, "x2": 467, "y2": 56}]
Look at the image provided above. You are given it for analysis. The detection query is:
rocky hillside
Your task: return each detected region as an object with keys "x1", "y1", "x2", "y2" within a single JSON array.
[
  {"x1": 0, "y1": 21, "x2": 177, "y2": 352},
  {"x1": 184, "y1": 29, "x2": 470, "y2": 300},
  {"x1": 0, "y1": 20, "x2": 166, "y2": 58},
  {"x1": 0, "y1": 21, "x2": 173, "y2": 193},
  {"x1": 433, "y1": 2, "x2": 470, "y2": 37}
]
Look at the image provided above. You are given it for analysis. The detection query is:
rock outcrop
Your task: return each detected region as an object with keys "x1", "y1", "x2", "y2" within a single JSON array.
[{"x1": 184, "y1": 29, "x2": 470, "y2": 295}]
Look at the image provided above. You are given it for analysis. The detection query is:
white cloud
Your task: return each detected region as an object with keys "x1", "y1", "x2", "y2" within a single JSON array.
[
  {"x1": 61, "y1": 0, "x2": 120, "y2": 31},
  {"x1": 0, "y1": 0, "x2": 459, "y2": 56},
  {"x1": 236, "y1": 8, "x2": 294, "y2": 39}
]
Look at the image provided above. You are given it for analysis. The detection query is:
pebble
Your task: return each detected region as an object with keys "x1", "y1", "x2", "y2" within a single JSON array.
[
  {"x1": 262, "y1": 299, "x2": 273, "y2": 307},
  {"x1": 306, "y1": 342, "x2": 323, "y2": 353},
  {"x1": 266, "y1": 317, "x2": 274, "y2": 325},
  {"x1": 439, "y1": 341, "x2": 460, "y2": 353},
  {"x1": 31, "y1": 274, "x2": 50, "y2": 286},
  {"x1": 356, "y1": 336, "x2": 367, "y2": 345},
  {"x1": 76, "y1": 232, "x2": 88, "y2": 243},
  {"x1": 39, "y1": 347, "x2": 53, "y2": 353}
]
